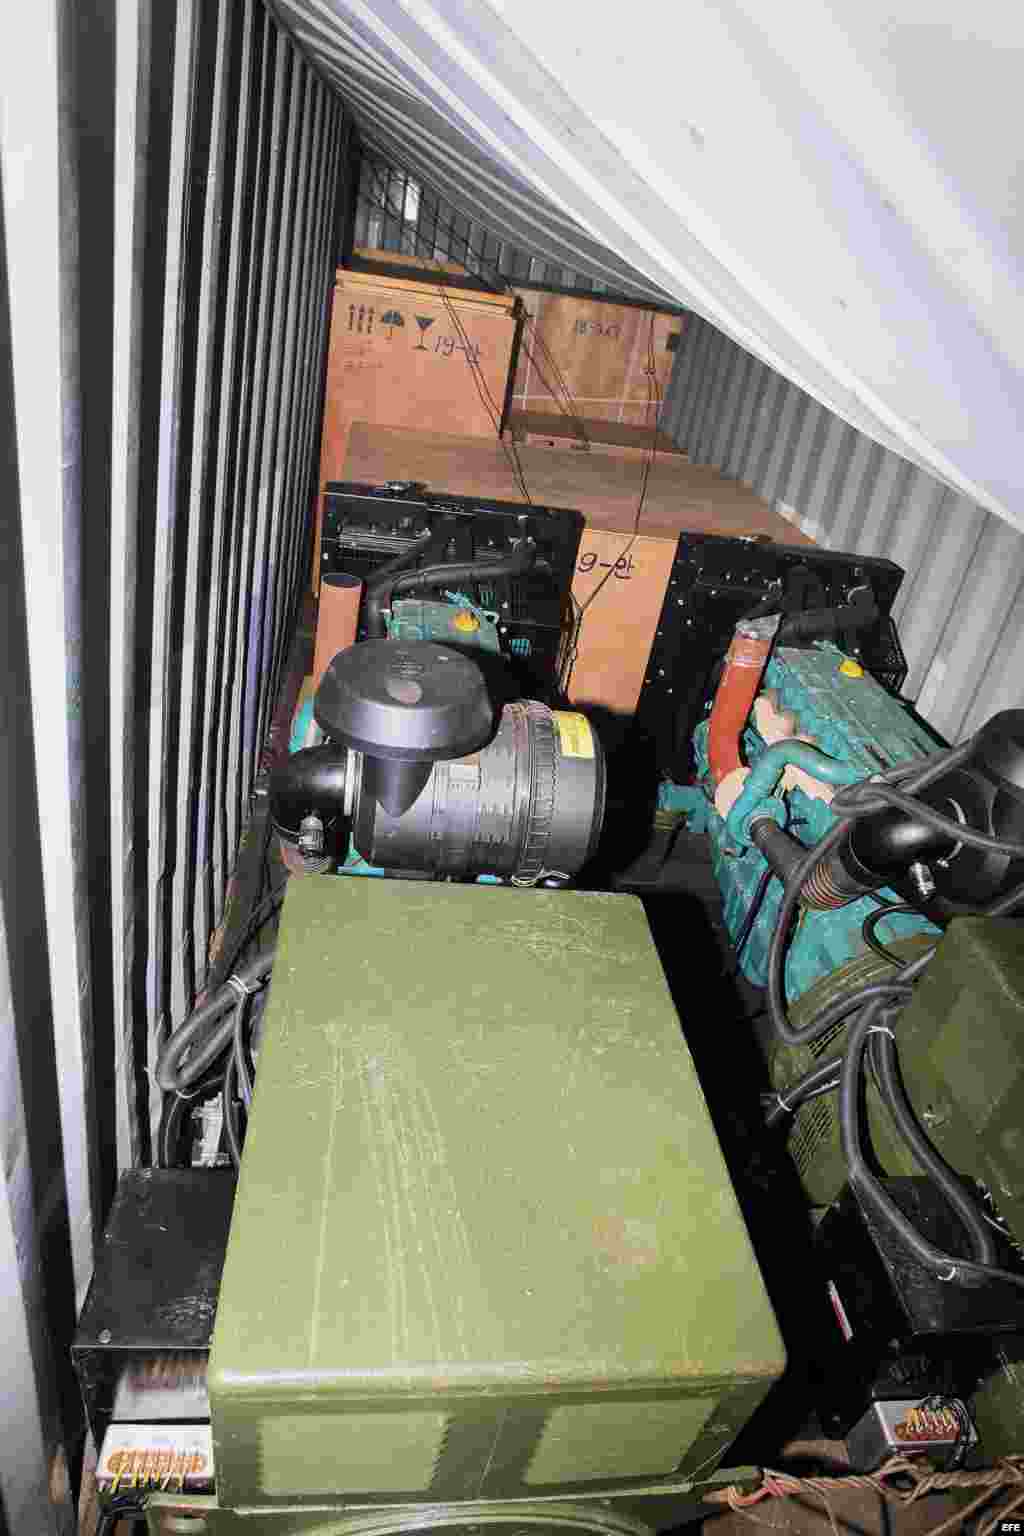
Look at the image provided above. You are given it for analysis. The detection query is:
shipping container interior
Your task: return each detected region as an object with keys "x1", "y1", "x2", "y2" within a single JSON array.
[{"x1": 2, "y1": 3, "x2": 1023, "y2": 1533}]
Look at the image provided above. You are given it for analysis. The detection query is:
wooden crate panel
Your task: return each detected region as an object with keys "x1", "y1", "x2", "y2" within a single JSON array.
[
  {"x1": 512, "y1": 292, "x2": 683, "y2": 425},
  {"x1": 313, "y1": 273, "x2": 519, "y2": 589},
  {"x1": 568, "y1": 531, "x2": 680, "y2": 715}
]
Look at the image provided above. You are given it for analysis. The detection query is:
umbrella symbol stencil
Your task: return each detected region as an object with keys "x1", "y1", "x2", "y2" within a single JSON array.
[{"x1": 381, "y1": 309, "x2": 405, "y2": 338}]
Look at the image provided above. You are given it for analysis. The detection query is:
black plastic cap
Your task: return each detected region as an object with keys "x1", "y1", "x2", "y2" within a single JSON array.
[{"x1": 314, "y1": 641, "x2": 493, "y2": 763}]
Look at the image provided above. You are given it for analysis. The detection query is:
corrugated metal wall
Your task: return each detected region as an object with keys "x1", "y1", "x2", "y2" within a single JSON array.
[
  {"x1": 0, "y1": 0, "x2": 343, "y2": 1520},
  {"x1": 353, "y1": 152, "x2": 630, "y2": 296},
  {"x1": 663, "y1": 315, "x2": 1024, "y2": 743}
]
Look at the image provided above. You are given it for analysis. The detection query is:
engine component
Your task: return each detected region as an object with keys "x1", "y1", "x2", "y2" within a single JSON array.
[
  {"x1": 636, "y1": 532, "x2": 908, "y2": 780},
  {"x1": 771, "y1": 918, "x2": 1024, "y2": 1241},
  {"x1": 352, "y1": 700, "x2": 605, "y2": 880},
  {"x1": 820, "y1": 710, "x2": 1024, "y2": 920},
  {"x1": 320, "y1": 480, "x2": 583, "y2": 697},
  {"x1": 665, "y1": 644, "x2": 942, "y2": 999},
  {"x1": 208, "y1": 876, "x2": 785, "y2": 1513},
  {"x1": 707, "y1": 613, "x2": 780, "y2": 785},
  {"x1": 388, "y1": 594, "x2": 503, "y2": 656},
  {"x1": 316, "y1": 639, "x2": 493, "y2": 816},
  {"x1": 274, "y1": 641, "x2": 606, "y2": 882}
]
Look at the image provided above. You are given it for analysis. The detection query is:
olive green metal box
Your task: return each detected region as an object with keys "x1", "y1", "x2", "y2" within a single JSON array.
[{"x1": 209, "y1": 878, "x2": 783, "y2": 1512}]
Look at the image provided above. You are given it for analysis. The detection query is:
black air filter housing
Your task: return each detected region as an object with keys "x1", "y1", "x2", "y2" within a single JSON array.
[{"x1": 315, "y1": 641, "x2": 493, "y2": 815}]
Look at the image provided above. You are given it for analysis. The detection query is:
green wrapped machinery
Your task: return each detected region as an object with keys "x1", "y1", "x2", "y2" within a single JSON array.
[{"x1": 188, "y1": 876, "x2": 784, "y2": 1528}]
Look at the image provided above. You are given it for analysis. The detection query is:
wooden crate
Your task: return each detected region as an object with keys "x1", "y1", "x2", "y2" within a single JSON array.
[
  {"x1": 510, "y1": 291, "x2": 683, "y2": 430},
  {"x1": 505, "y1": 409, "x2": 686, "y2": 462},
  {"x1": 342, "y1": 423, "x2": 813, "y2": 717},
  {"x1": 313, "y1": 269, "x2": 520, "y2": 589},
  {"x1": 350, "y1": 246, "x2": 499, "y2": 287}
]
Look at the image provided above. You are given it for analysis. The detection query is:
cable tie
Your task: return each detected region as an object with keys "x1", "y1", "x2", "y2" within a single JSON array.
[
  {"x1": 225, "y1": 972, "x2": 258, "y2": 1000},
  {"x1": 937, "y1": 1264, "x2": 958, "y2": 1282},
  {"x1": 866, "y1": 1023, "x2": 896, "y2": 1039},
  {"x1": 775, "y1": 1091, "x2": 792, "y2": 1113},
  {"x1": 174, "y1": 1082, "x2": 208, "y2": 1103}
]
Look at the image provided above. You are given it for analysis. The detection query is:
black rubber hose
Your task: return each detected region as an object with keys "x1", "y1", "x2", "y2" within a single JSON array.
[
  {"x1": 153, "y1": 991, "x2": 236, "y2": 1090},
  {"x1": 750, "y1": 820, "x2": 809, "y2": 887},
  {"x1": 233, "y1": 993, "x2": 254, "y2": 1109},
  {"x1": 776, "y1": 599, "x2": 878, "y2": 644},
  {"x1": 839, "y1": 980, "x2": 1024, "y2": 1293},
  {"x1": 222, "y1": 1050, "x2": 245, "y2": 1169},
  {"x1": 363, "y1": 526, "x2": 453, "y2": 637},
  {"x1": 870, "y1": 1031, "x2": 998, "y2": 1264},
  {"x1": 765, "y1": 814, "x2": 858, "y2": 1046},
  {"x1": 841, "y1": 783, "x2": 1024, "y2": 860},
  {"x1": 862, "y1": 903, "x2": 920, "y2": 966},
  {"x1": 215, "y1": 885, "x2": 285, "y2": 979},
  {"x1": 386, "y1": 543, "x2": 539, "y2": 609},
  {"x1": 766, "y1": 738, "x2": 980, "y2": 1047},
  {"x1": 155, "y1": 949, "x2": 273, "y2": 1094},
  {"x1": 764, "y1": 1052, "x2": 843, "y2": 1130},
  {"x1": 846, "y1": 808, "x2": 956, "y2": 881},
  {"x1": 157, "y1": 1068, "x2": 227, "y2": 1169},
  {"x1": 270, "y1": 742, "x2": 349, "y2": 836}
]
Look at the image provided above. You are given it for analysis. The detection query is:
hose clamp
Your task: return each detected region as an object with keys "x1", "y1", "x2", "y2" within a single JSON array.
[{"x1": 728, "y1": 794, "x2": 786, "y2": 849}]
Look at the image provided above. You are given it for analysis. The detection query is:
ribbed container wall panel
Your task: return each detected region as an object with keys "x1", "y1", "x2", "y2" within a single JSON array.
[
  {"x1": 0, "y1": 1, "x2": 342, "y2": 1515},
  {"x1": 663, "y1": 315, "x2": 1024, "y2": 743},
  {"x1": 108, "y1": 0, "x2": 344, "y2": 1151}
]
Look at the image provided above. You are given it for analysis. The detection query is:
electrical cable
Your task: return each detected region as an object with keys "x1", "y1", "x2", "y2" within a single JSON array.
[
  {"x1": 762, "y1": 1052, "x2": 843, "y2": 1130},
  {"x1": 213, "y1": 884, "x2": 285, "y2": 983},
  {"x1": 861, "y1": 902, "x2": 921, "y2": 966},
  {"x1": 233, "y1": 993, "x2": 255, "y2": 1111},
  {"x1": 157, "y1": 1068, "x2": 227, "y2": 1169},
  {"x1": 919, "y1": 1394, "x2": 974, "y2": 1472},
  {"x1": 731, "y1": 866, "x2": 775, "y2": 966},
  {"x1": 97, "y1": 1498, "x2": 147, "y2": 1535},
  {"x1": 869, "y1": 1028, "x2": 997, "y2": 1264},
  {"x1": 155, "y1": 949, "x2": 273, "y2": 1096},
  {"x1": 222, "y1": 1049, "x2": 245, "y2": 1169},
  {"x1": 838, "y1": 982, "x2": 1024, "y2": 1294}
]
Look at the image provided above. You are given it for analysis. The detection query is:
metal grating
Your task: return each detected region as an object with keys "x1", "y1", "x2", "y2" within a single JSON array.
[
  {"x1": 354, "y1": 153, "x2": 622, "y2": 297},
  {"x1": 663, "y1": 315, "x2": 1024, "y2": 743}
]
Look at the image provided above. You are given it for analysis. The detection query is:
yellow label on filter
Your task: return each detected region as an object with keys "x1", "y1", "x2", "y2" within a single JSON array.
[{"x1": 553, "y1": 711, "x2": 594, "y2": 759}]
